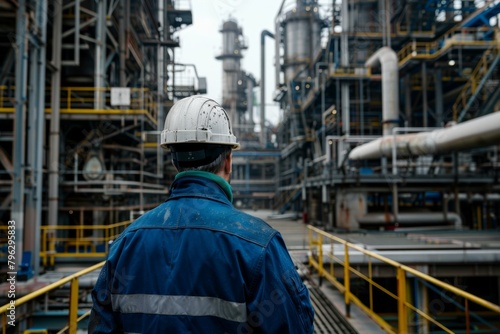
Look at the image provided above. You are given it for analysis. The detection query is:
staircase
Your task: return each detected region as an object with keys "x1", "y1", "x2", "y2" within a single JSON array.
[
  {"x1": 452, "y1": 46, "x2": 500, "y2": 122},
  {"x1": 273, "y1": 173, "x2": 304, "y2": 214}
]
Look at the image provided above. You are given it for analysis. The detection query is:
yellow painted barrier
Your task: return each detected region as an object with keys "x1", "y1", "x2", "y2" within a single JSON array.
[
  {"x1": 39, "y1": 220, "x2": 132, "y2": 265},
  {"x1": 307, "y1": 225, "x2": 500, "y2": 334},
  {"x1": 0, "y1": 86, "x2": 157, "y2": 125},
  {"x1": 0, "y1": 220, "x2": 132, "y2": 265},
  {"x1": 0, "y1": 261, "x2": 105, "y2": 334}
]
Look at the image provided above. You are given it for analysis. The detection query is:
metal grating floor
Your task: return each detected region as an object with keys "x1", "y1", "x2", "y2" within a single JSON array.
[{"x1": 308, "y1": 285, "x2": 359, "y2": 334}]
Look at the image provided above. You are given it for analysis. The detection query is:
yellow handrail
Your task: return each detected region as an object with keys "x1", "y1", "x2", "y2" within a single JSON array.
[
  {"x1": 0, "y1": 220, "x2": 132, "y2": 265},
  {"x1": 0, "y1": 261, "x2": 105, "y2": 334},
  {"x1": 308, "y1": 225, "x2": 500, "y2": 334},
  {"x1": 0, "y1": 86, "x2": 157, "y2": 124},
  {"x1": 397, "y1": 27, "x2": 498, "y2": 68},
  {"x1": 39, "y1": 220, "x2": 132, "y2": 265}
]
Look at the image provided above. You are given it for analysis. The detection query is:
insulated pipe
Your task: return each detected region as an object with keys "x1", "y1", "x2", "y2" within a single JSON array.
[
  {"x1": 349, "y1": 111, "x2": 500, "y2": 160},
  {"x1": 357, "y1": 212, "x2": 462, "y2": 229},
  {"x1": 260, "y1": 30, "x2": 275, "y2": 148},
  {"x1": 365, "y1": 47, "x2": 399, "y2": 136},
  {"x1": 246, "y1": 74, "x2": 255, "y2": 126}
]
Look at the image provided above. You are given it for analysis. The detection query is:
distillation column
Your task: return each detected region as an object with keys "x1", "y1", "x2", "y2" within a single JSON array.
[
  {"x1": 216, "y1": 20, "x2": 245, "y2": 138},
  {"x1": 281, "y1": 0, "x2": 322, "y2": 140}
]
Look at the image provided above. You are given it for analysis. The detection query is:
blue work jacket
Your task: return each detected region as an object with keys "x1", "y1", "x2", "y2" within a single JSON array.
[{"x1": 89, "y1": 171, "x2": 314, "y2": 333}]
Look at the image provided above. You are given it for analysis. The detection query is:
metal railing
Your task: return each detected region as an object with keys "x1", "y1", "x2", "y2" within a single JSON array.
[
  {"x1": 0, "y1": 261, "x2": 104, "y2": 334},
  {"x1": 308, "y1": 225, "x2": 500, "y2": 334},
  {"x1": 0, "y1": 86, "x2": 157, "y2": 124},
  {"x1": 39, "y1": 220, "x2": 131, "y2": 266},
  {"x1": 452, "y1": 46, "x2": 500, "y2": 121},
  {"x1": 0, "y1": 220, "x2": 132, "y2": 266},
  {"x1": 397, "y1": 27, "x2": 498, "y2": 67}
]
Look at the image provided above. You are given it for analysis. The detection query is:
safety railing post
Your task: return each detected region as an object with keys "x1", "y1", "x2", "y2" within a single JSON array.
[
  {"x1": 49, "y1": 230, "x2": 55, "y2": 267},
  {"x1": 41, "y1": 228, "x2": 47, "y2": 266},
  {"x1": 465, "y1": 299, "x2": 470, "y2": 334},
  {"x1": 307, "y1": 228, "x2": 312, "y2": 266},
  {"x1": 68, "y1": 277, "x2": 79, "y2": 334},
  {"x1": 369, "y1": 259, "x2": 373, "y2": 312},
  {"x1": 67, "y1": 88, "x2": 71, "y2": 110},
  {"x1": 397, "y1": 267, "x2": 408, "y2": 333},
  {"x1": 344, "y1": 243, "x2": 350, "y2": 317},
  {"x1": 105, "y1": 226, "x2": 109, "y2": 253},
  {"x1": 318, "y1": 234, "x2": 323, "y2": 286}
]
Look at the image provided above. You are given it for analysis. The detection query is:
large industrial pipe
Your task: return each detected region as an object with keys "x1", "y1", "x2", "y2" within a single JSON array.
[
  {"x1": 357, "y1": 212, "x2": 462, "y2": 229},
  {"x1": 260, "y1": 29, "x2": 274, "y2": 148},
  {"x1": 365, "y1": 47, "x2": 399, "y2": 136},
  {"x1": 349, "y1": 111, "x2": 500, "y2": 160}
]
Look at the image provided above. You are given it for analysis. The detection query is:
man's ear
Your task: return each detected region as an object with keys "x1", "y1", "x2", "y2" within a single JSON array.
[
  {"x1": 171, "y1": 159, "x2": 179, "y2": 172},
  {"x1": 224, "y1": 152, "x2": 232, "y2": 175}
]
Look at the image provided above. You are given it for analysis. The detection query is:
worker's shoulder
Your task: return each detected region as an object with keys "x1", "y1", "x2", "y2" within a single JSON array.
[
  {"x1": 121, "y1": 203, "x2": 278, "y2": 247},
  {"x1": 220, "y1": 209, "x2": 278, "y2": 247}
]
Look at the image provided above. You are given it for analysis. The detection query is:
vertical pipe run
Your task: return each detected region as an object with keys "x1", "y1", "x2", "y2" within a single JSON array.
[
  {"x1": 392, "y1": 183, "x2": 399, "y2": 224},
  {"x1": 260, "y1": 30, "x2": 274, "y2": 148},
  {"x1": 385, "y1": 0, "x2": 391, "y2": 48},
  {"x1": 360, "y1": 78, "x2": 364, "y2": 135},
  {"x1": 422, "y1": 63, "x2": 428, "y2": 127},
  {"x1": 246, "y1": 75, "x2": 255, "y2": 126},
  {"x1": 321, "y1": 69, "x2": 326, "y2": 149},
  {"x1": 404, "y1": 74, "x2": 411, "y2": 126},
  {"x1": 157, "y1": 0, "x2": 164, "y2": 178},
  {"x1": 95, "y1": 0, "x2": 107, "y2": 109},
  {"x1": 434, "y1": 67, "x2": 443, "y2": 126},
  {"x1": 341, "y1": 0, "x2": 350, "y2": 136},
  {"x1": 49, "y1": 0, "x2": 62, "y2": 233},
  {"x1": 12, "y1": 0, "x2": 29, "y2": 270},
  {"x1": 365, "y1": 47, "x2": 399, "y2": 136},
  {"x1": 119, "y1": 1, "x2": 126, "y2": 86},
  {"x1": 32, "y1": 0, "x2": 48, "y2": 277}
]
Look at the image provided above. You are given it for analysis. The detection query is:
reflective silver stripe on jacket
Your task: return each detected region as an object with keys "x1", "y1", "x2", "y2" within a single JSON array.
[{"x1": 111, "y1": 294, "x2": 247, "y2": 323}]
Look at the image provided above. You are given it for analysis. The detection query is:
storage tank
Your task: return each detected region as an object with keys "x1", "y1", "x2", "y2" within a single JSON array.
[{"x1": 282, "y1": 0, "x2": 323, "y2": 82}]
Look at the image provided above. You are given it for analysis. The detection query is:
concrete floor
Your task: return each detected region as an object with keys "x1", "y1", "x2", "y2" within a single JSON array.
[{"x1": 243, "y1": 209, "x2": 309, "y2": 250}]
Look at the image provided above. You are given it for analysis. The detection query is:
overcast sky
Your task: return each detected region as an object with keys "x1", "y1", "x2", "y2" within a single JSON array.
[{"x1": 176, "y1": 0, "x2": 283, "y2": 125}]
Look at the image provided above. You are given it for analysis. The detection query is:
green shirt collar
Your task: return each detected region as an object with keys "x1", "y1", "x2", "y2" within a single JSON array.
[{"x1": 174, "y1": 170, "x2": 233, "y2": 203}]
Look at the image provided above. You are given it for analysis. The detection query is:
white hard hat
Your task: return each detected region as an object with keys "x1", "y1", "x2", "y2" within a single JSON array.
[{"x1": 161, "y1": 95, "x2": 239, "y2": 149}]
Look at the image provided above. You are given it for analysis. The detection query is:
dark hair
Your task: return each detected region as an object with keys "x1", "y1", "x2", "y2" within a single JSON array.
[{"x1": 172, "y1": 145, "x2": 232, "y2": 173}]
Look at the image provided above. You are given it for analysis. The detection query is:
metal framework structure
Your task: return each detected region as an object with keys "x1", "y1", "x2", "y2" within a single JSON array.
[
  {"x1": 273, "y1": 0, "x2": 500, "y2": 229},
  {"x1": 0, "y1": 0, "x2": 204, "y2": 276},
  {"x1": 272, "y1": 0, "x2": 500, "y2": 326}
]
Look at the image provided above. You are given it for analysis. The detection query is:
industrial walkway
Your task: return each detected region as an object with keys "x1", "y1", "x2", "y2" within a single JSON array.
[{"x1": 247, "y1": 210, "x2": 385, "y2": 334}]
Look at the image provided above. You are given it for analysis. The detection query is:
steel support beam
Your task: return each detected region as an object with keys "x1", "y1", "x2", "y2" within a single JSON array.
[
  {"x1": 434, "y1": 67, "x2": 443, "y2": 126},
  {"x1": 48, "y1": 0, "x2": 62, "y2": 237},
  {"x1": 422, "y1": 63, "x2": 428, "y2": 127},
  {"x1": 25, "y1": 0, "x2": 47, "y2": 276},
  {"x1": 341, "y1": 0, "x2": 350, "y2": 136},
  {"x1": 95, "y1": 0, "x2": 107, "y2": 109},
  {"x1": 157, "y1": 0, "x2": 165, "y2": 178},
  {"x1": 12, "y1": 0, "x2": 29, "y2": 270}
]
